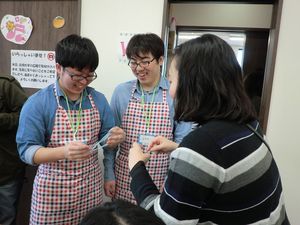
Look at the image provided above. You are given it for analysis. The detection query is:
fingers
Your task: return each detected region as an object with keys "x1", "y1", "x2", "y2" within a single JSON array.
[
  {"x1": 147, "y1": 136, "x2": 164, "y2": 152},
  {"x1": 107, "y1": 135, "x2": 124, "y2": 144},
  {"x1": 110, "y1": 126, "x2": 125, "y2": 137},
  {"x1": 106, "y1": 127, "x2": 126, "y2": 148},
  {"x1": 148, "y1": 145, "x2": 162, "y2": 153},
  {"x1": 104, "y1": 181, "x2": 116, "y2": 197},
  {"x1": 128, "y1": 142, "x2": 151, "y2": 170},
  {"x1": 148, "y1": 137, "x2": 178, "y2": 153},
  {"x1": 147, "y1": 136, "x2": 164, "y2": 149},
  {"x1": 144, "y1": 152, "x2": 151, "y2": 162},
  {"x1": 65, "y1": 141, "x2": 91, "y2": 161},
  {"x1": 132, "y1": 142, "x2": 141, "y2": 148}
]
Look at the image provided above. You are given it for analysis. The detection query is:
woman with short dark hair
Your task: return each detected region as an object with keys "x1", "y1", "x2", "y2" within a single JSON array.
[{"x1": 128, "y1": 34, "x2": 290, "y2": 225}]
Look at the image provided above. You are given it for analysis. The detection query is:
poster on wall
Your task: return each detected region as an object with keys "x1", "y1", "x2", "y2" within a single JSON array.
[
  {"x1": 1, "y1": 14, "x2": 33, "y2": 44},
  {"x1": 11, "y1": 50, "x2": 56, "y2": 89},
  {"x1": 118, "y1": 32, "x2": 136, "y2": 63}
]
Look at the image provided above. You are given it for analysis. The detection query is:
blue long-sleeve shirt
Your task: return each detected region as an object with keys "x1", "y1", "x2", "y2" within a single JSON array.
[
  {"x1": 106, "y1": 77, "x2": 193, "y2": 181},
  {"x1": 16, "y1": 81, "x2": 115, "y2": 179}
]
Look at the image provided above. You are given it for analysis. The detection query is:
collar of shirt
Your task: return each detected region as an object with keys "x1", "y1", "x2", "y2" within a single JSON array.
[
  {"x1": 135, "y1": 76, "x2": 169, "y2": 94},
  {"x1": 55, "y1": 80, "x2": 88, "y2": 104}
]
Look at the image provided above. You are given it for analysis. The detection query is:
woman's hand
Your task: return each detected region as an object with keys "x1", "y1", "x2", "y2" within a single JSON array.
[
  {"x1": 147, "y1": 136, "x2": 178, "y2": 153},
  {"x1": 106, "y1": 126, "x2": 126, "y2": 149},
  {"x1": 64, "y1": 141, "x2": 90, "y2": 161},
  {"x1": 128, "y1": 142, "x2": 150, "y2": 170}
]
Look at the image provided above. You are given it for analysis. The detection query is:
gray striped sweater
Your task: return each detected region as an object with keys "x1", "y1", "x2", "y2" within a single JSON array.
[{"x1": 130, "y1": 120, "x2": 289, "y2": 225}]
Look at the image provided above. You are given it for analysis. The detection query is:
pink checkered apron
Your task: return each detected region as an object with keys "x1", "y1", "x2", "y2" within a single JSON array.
[
  {"x1": 115, "y1": 81, "x2": 173, "y2": 204},
  {"x1": 29, "y1": 85, "x2": 103, "y2": 225}
]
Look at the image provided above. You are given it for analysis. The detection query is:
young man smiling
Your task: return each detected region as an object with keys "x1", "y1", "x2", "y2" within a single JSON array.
[
  {"x1": 17, "y1": 34, "x2": 125, "y2": 224},
  {"x1": 105, "y1": 33, "x2": 192, "y2": 203}
]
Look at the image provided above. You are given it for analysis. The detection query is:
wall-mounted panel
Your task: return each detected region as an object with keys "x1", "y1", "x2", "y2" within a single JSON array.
[
  {"x1": 0, "y1": 0, "x2": 81, "y2": 94},
  {"x1": 170, "y1": 3, "x2": 273, "y2": 28}
]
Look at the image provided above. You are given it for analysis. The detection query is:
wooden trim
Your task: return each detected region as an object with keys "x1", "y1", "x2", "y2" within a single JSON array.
[
  {"x1": 176, "y1": 26, "x2": 269, "y2": 32},
  {"x1": 161, "y1": 0, "x2": 170, "y2": 39},
  {"x1": 76, "y1": 0, "x2": 82, "y2": 33},
  {"x1": 175, "y1": 0, "x2": 283, "y2": 133},
  {"x1": 163, "y1": 0, "x2": 283, "y2": 133},
  {"x1": 259, "y1": 0, "x2": 283, "y2": 133}
]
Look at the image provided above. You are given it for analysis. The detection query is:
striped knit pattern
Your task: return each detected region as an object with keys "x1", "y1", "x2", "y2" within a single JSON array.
[{"x1": 130, "y1": 120, "x2": 290, "y2": 225}]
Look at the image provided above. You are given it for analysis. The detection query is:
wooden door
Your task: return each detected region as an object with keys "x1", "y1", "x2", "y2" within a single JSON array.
[{"x1": 0, "y1": 1, "x2": 81, "y2": 224}]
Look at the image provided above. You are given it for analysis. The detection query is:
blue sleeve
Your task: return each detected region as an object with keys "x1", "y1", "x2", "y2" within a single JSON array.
[
  {"x1": 173, "y1": 121, "x2": 193, "y2": 143},
  {"x1": 166, "y1": 92, "x2": 193, "y2": 143},
  {"x1": 92, "y1": 90, "x2": 117, "y2": 181},
  {"x1": 97, "y1": 94, "x2": 115, "y2": 140},
  {"x1": 110, "y1": 82, "x2": 132, "y2": 127},
  {"x1": 16, "y1": 90, "x2": 55, "y2": 165},
  {"x1": 110, "y1": 86, "x2": 123, "y2": 127},
  {"x1": 104, "y1": 83, "x2": 132, "y2": 181}
]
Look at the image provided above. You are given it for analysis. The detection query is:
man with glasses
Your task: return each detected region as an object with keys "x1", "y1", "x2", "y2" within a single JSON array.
[
  {"x1": 16, "y1": 34, "x2": 125, "y2": 225},
  {"x1": 105, "y1": 33, "x2": 192, "y2": 204}
]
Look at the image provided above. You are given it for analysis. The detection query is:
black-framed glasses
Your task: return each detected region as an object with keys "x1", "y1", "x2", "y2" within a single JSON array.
[
  {"x1": 128, "y1": 58, "x2": 155, "y2": 70},
  {"x1": 63, "y1": 68, "x2": 97, "y2": 82}
]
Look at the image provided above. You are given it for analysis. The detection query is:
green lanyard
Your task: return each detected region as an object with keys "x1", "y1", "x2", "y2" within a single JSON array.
[
  {"x1": 63, "y1": 91, "x2": 83, "y2": 141},
  {"x1": 140, "y1": 84, "x2": 158, "y2": 132}
]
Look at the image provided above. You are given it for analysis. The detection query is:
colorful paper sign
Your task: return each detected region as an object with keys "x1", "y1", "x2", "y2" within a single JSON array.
[
  {"x1": 1, "y1": 14, "x2": 33, "y2": 45},
  {"x1": 118, "y1": 32, "x2": 136, "y2": 63},
  {"x1": 11, "y1": 50, "x2": 56, "y2": 89}
]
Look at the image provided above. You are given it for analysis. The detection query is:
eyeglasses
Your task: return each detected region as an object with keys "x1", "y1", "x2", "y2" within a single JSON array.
[
  {"x1": 128, "y1": 58, "x2": 155, "y2": 70},
  {"x1": 63, "y1": 68, "x2": 97, "y2": 82}
]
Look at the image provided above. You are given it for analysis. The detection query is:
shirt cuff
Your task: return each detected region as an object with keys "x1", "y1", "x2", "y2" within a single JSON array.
[
  {"x1": 103, "y1": 148, "x2": 116, "y2": 181},
  {"x1": 25, "y1": 145, "x2": 42, "y2": 165},
  {"x1": 130, "y1": 161, "x2": 146, "y2": 177}
]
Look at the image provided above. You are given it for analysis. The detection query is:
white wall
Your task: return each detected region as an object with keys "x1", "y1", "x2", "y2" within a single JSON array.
[
  {"x1": 266, "y1": 0, "x2": 300, "y2": 224},
  {"x1": 81, "y1": 0, "x2": 165, "y2": 101},
  {"x1": 80, "y1": 0, "x2": 165, "y2": 202}
]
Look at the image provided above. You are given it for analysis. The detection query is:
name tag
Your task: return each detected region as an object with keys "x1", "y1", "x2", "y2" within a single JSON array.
[{"x1": 138, "y1": 134, "x2": 156, "y2": 147}]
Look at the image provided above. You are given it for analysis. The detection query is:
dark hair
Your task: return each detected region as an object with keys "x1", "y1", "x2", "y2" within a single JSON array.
[
  {"x1": 126, "y1": 33, "x2": 164, "y2": 60},
  {"x1": 244, "y1": 69, "x2": 264, "y2": 114},
  {"x1": 244, "y1": 70, "x2": 264, "y2": 98},
  {"x1": 173, "y1": 34, "x2": 256, "y2": 124},
  {"x1": 79, "y1": 200, "x2": 165, "y2": 225},
  {"x1": 55, "y1": 34, "x2": 99, "y2": 71}
]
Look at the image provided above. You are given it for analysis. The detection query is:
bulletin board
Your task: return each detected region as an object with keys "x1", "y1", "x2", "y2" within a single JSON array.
[
  {"x1": 0, "y1": 1, "x2": 81, "y2": 224},
  {"x1": 0, "y1": 0, "x2": 81, "y2": 96}
]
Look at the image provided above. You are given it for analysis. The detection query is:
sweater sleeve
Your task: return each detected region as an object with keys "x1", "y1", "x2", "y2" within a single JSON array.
[
  {"x1": 130, "y1": 161, "x2": 160, "y2": 205},
  {"x1": 130, "y1": 128, "x2": 224, "y2": 225}
]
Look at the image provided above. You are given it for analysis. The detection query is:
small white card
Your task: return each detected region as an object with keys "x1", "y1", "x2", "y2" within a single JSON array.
[{"x1": 138, "y1": 134, "x2": 156, "y2": 147}]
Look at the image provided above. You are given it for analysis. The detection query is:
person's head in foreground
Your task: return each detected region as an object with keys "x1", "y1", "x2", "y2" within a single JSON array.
[
  {"x1": 169, "y1": 33, "x2": 256, "y2": 124},
  {"x1": 79, "y1": 199, "x2": 165, "y2": 225}
]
